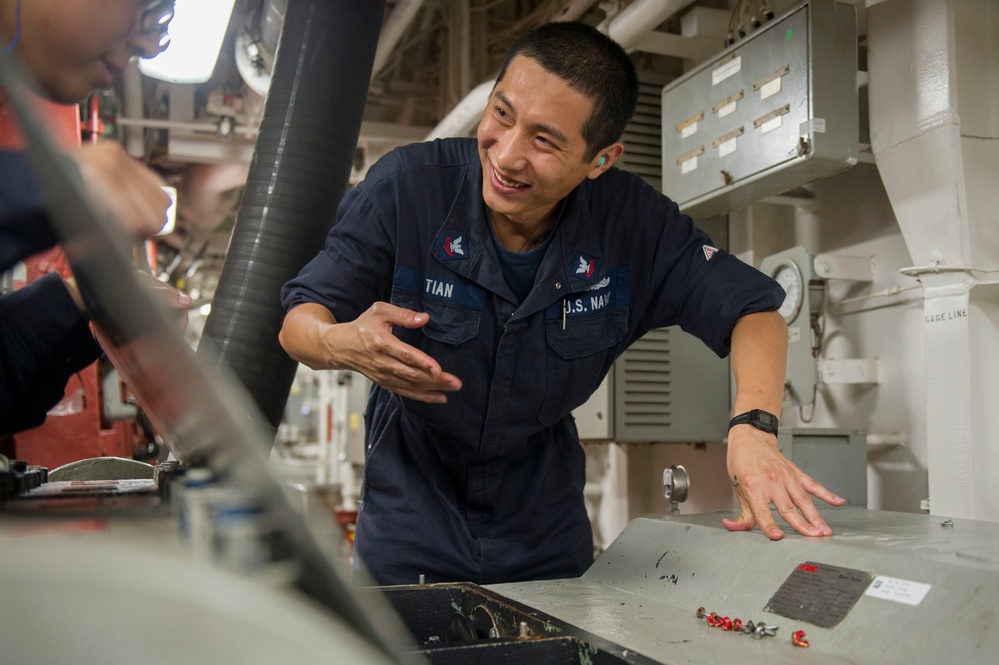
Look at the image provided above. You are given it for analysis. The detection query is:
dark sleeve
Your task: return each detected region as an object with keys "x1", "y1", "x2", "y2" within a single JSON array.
[
  {"x1": 0, "y1": 150, "x2": 60, "y2": 272},
  {"x1": 644, "y1": 199, "x2": 785, "y2": 358},
  {"x1": 0, "y1": 272, "x2": 102, "y2": 435},
  {"x1": 676, "y1": 252, "x2": 785, "y2": 357},
  {"x1": 281, "y1": 176, "x2": 398, "y2": 323}
]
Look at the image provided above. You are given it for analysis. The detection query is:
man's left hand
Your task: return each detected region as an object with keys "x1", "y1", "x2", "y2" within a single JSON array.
[{"x1": 722, "y1": 425, "x2": 845, "y2": 540}]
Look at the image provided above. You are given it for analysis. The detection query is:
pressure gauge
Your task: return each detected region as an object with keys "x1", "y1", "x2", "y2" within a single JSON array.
[
  {"x1": 772, "y1": 259, "x2": 804, "y2": 324},
  {"x1": 760, "y1": 246, "x2": 823, "y2": 408}
]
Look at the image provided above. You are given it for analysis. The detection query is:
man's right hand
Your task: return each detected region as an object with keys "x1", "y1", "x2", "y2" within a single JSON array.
[
  {"x1": 279, "y1": 302, "x2": 462, "y2": 403},
  {"x1": 68, "y1": 142, "x2": 171, "y2": 239}
]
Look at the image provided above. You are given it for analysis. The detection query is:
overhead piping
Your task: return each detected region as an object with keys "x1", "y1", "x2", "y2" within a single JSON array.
[
  {"x1": 423, "y1": 0, "x2": 697, "y2": 140},
  {"x1": 371, "y1": 0, "x2": 428, "y2": 81}
]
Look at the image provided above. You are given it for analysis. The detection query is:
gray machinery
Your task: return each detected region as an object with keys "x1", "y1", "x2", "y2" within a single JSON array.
[
  {"x1": 491, "y1": 507, "x2": 999, "y2": 664},
  {"x1": 661, "y1": 0, "x2": 859, "y2": 219}
]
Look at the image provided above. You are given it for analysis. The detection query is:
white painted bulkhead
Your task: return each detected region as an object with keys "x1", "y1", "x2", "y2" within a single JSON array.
[{"x1": 586, "y1": 0, "x2": 999, "y2": 548}]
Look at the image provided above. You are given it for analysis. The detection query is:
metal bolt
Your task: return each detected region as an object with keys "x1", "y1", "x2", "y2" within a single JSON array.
[{"x1": 695, "y1": 607, "x2": 706, "y2": 619}]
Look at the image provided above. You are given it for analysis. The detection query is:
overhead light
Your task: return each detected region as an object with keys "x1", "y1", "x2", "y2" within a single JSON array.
[
  {"x1": 156, "y1": 186, "x2": 177, "y2": 236},
  {"x1": 139, "y1": 0, "x2": 237, "y2": 84}
]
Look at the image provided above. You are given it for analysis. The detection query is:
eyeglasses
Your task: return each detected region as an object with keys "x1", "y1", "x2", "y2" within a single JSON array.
[
  {"x1": 138, "y1": 0, "x2": 175, "y2": 55},
  {"x1": 141, "y1": 0, "x2": 175, "y2": 36}
]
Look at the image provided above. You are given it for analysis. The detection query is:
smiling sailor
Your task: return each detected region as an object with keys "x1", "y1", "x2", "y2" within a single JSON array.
[{"x1": 279, "y1": 21, "x2": 845, "y2": 586}]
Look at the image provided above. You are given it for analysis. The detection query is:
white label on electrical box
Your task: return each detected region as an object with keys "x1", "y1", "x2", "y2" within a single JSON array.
[
  {"x1": 760, "y1": 77, "x2": 782, "y2": 100},
  {"x1": 681, "y1": 122, "x2": 698, "y2": 139},
  {"x1": 800, "y1": 118, "x2": 827, "y2": 135},
  {"x1": 865, "y1": 576, "x2": 931, "y2": 606},
  {"x1": 718, "y1": 137, "x2": 738, "y2": 157},
  {"x1": 681, "y1": 155, "x2": 698, "y2": 174},
  {"x1": 761, "y1": 115, "x2": 783, "y2": 134},
  {"x1": 788, "y1": 326, "x2": 801, "y2": 344},
  {"x1": 717, "y1": 101, "x2": 737, "y2": 118},
  {"x1": 712, "y1": 56, "x2": 742, "y2": 86}
]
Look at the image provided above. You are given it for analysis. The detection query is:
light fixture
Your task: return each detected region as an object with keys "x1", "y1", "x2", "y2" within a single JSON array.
[
  {"x1": 157, "y1": 185, "x2": 177, "y2": 236},
  {"x1": 139, "y1": 0, "x2": 237, "y2": 84}
]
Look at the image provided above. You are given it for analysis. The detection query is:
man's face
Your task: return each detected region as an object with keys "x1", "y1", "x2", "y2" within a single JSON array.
[
  {"x1": 477, "y1": 55, "x2": 605, "y2": 230},
  {"x1": 10, "y1": 0, "x2": 170, "y2": 104}
]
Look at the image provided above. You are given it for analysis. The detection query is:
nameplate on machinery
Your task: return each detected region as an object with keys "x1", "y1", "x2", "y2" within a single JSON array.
[{"x1": 765, "y1": 561, "x2": 871, "y2": 627}]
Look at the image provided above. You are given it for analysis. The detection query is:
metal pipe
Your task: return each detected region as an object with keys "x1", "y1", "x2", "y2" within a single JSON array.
[
  {"x1": 371, "y1": 0, "x2": 427, "y2": 80},
  {"x1": 605, "y1": 0, "x2": 699, "y2": 50},
  {"x1": 424, "y1": 0, "x2": 697, "y2": 140},
  {"x1": 553, "y1": 0, "x2": 602, "y2": 22},
  {"x1": 116, "y1": 116, "x2": 259, "y2": 138},
  {"x1": 122, "y1": 63, "x2": 145, "y2": 157}
]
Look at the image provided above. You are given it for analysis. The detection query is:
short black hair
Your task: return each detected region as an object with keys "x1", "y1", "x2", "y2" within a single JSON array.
[{"x1": 495, "y1": 22, "x2": 638, "y2": 161}]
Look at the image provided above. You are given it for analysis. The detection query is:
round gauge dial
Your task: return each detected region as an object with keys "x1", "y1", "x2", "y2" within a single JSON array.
[{"x1": 773, "y1": 260, "x2": 804, "y2": 324}]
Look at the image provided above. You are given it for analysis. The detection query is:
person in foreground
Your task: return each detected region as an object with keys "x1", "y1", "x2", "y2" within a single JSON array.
[
  {"x1": 1, "y1": 0, "x2": 180, "y2": 434},
  {"x1": 280, "y1": 21, "x2": 845, "y2": 586}
]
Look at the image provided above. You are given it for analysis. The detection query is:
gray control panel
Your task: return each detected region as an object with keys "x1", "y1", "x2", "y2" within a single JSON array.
[{"x1": 662, "y1": 0, "x2": 859, "y2": 218}]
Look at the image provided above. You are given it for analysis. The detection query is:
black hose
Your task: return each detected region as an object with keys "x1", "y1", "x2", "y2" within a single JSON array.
[{"x1": 197, "y1": 0, "x2": 385, "y2": 442}]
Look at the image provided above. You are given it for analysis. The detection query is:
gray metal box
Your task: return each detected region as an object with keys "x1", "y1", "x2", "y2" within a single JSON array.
[
  {"x1": 662, "y1": 0, "x2": 858, "y2": 218},
  {"x1": 778, "y1": 427, "x2": 867, "y2": 506}
]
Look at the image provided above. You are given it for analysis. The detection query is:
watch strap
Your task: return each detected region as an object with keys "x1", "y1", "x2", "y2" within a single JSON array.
[{"x1": 728, "y1": 409, "x2": 779, "y2": 434}]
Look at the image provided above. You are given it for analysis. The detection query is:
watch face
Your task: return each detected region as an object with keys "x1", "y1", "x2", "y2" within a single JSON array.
[
  {"x1": 773, "y1": 261, "x2": 804, "y2": 324},
  {"x1": 756, "y1": 411, "x2": 778, "y2": 429}
]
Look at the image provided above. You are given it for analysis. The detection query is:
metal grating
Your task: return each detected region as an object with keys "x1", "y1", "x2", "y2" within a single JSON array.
[
  {"x1": 619, "y1": 72, "x2": 670, "y2": 192},
  {"x1": 617, "y1": 328, "x2": 673, "y2": 429},
  {"x1": 610, "y1": 217, "x2": 732, "y2": 443}
]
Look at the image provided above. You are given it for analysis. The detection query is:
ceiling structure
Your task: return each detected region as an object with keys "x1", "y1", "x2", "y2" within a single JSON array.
[{"x1": 105, "y1": 0, "x2": 765, "y2": 339}]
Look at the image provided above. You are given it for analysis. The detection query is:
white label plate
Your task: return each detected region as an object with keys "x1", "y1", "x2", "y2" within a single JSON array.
[
  {"x1": 865, "y1": 576, "x2": 932, "y2": 606},
  {"x1": 712, "y1": 56, "x2": 742, "y2": 86},
  {"x1": 718, "y1": 137, "x2": 737, "y2": 157},
  {"x1": 760, "y1": 77, "x2": 782, "y2": 100}
]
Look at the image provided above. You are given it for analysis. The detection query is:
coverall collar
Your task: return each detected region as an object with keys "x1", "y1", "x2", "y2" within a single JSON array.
[{"x1": 432, "y1": 154, "x2": 607, "y2": 317}]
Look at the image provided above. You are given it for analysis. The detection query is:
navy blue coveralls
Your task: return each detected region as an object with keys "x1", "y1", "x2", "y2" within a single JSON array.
[
  {"x1": 282, "y1": 138, "x2": 784, "y2": 585},
  {"x1": 1, "y1": 150, "x2": 102, "y2": 435}
]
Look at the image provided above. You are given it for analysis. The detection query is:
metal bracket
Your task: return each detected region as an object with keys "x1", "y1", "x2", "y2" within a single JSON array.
[
  {"x1": 817, "y1": 358, "x2": 880, "y2": 385},
  {"x1": 813, "y1": 253, "x2": 874, "y2": 282}
]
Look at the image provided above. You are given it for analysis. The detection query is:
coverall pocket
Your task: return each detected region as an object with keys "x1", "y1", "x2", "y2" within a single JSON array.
[
  {"x1": 539, "y1": 307, "x2": 627, "y2": 426},
  {"x1": 393, "y1": 294, "x2": 482, "y2": 429}
]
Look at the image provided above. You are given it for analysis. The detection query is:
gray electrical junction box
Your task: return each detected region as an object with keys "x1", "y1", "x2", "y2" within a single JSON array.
[{"x1": 661, "y1": 0, "x2": 859, "y2": 218}]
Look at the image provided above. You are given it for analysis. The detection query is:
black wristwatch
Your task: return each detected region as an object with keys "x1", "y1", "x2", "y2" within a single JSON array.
[{"x1": 728, "y1": 409, "x2": 779, "y2": 435}]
